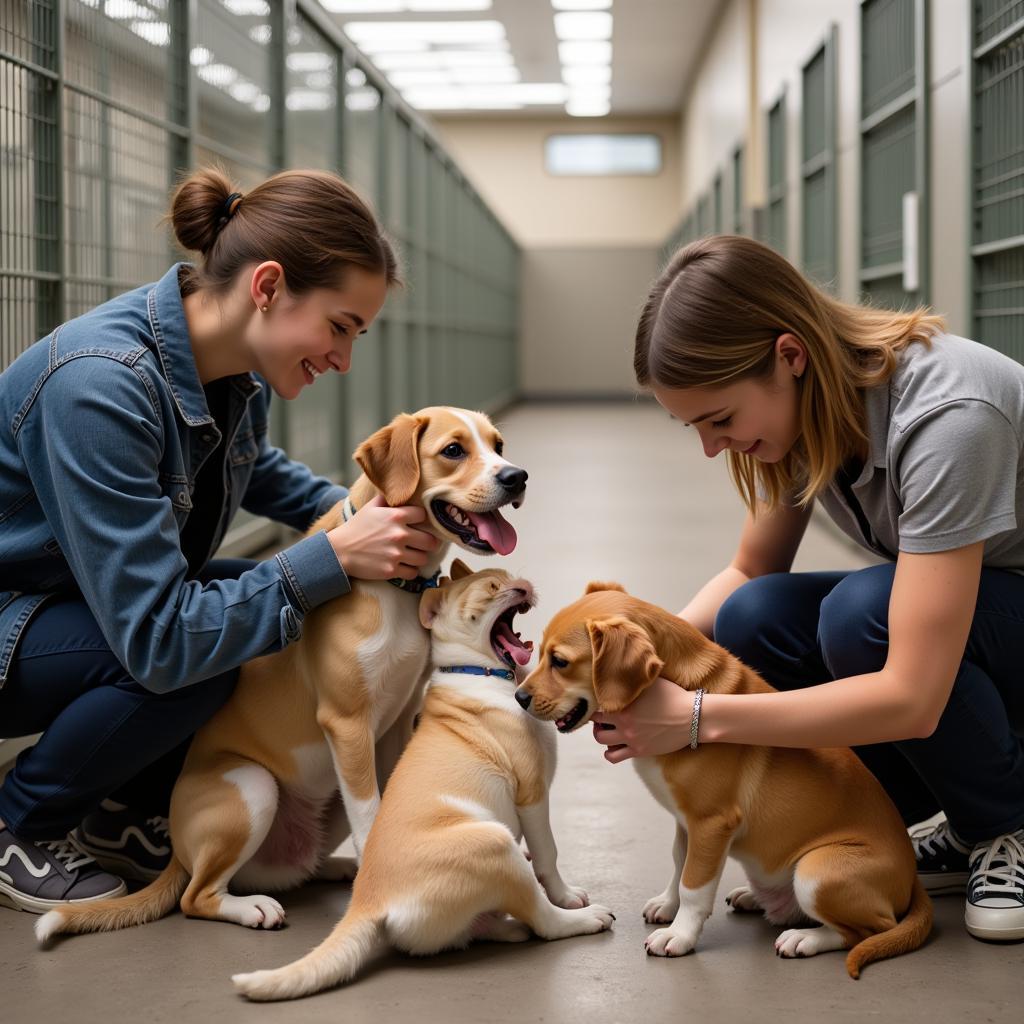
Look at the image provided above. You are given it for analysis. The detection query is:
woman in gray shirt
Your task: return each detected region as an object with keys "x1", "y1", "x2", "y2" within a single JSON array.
[{"x1": 594, "y1": 234, "x2": 1024, "y2": 948}]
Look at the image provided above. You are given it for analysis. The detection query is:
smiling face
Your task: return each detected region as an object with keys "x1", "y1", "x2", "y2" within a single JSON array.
[
  {"x1": 354, "y1": 407, "x2": 528, "y2": 557},
  {"x1": 420, "y1": 562, "x2": 536, "y2": 673},
  {"x1": 247, "y1": 263, "x2": 389, "y2": 400},
  {"x1": 651, "y1": 334, "x2": 806, "y2": 463}
]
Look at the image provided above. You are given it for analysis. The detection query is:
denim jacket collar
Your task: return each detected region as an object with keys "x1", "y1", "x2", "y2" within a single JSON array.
[{"x1": 146, "y1": 263, "x2": 261, "y2": 429}]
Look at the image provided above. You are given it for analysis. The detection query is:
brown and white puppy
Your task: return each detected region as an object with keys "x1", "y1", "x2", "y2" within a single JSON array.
[
  {"x1": 514, "y1": 582, "x2": 932, "y2": 979},
  {"x1": 231, "y1": 563, "x2": 614, "y2": 1001},
  {"x1": 36, "y1": 407, "x2": 526, "y2": 944}
]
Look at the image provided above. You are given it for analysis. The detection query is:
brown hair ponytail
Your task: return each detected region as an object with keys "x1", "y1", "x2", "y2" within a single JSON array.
[{"x1": 168, "y1": 166, "x2": 400, "y2": 296}]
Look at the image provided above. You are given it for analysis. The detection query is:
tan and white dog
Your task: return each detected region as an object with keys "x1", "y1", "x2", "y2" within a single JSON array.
[
  {"x1": 514, "y1": 582, "x2": 932, "y2": 979},
  {"x1": 36, "y1": 407, "x2": 526, "y2": 943},
  {"x1": 231, "y1": 563, "x2": 614, "y2": 1002}
]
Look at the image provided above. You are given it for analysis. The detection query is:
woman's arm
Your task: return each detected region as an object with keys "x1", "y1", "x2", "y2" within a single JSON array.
[
  {"x1": 594, "y1": 543, "x2": 984, "y2": 761},
  {"x1": 679, "y1": 502, "x2": 812, "y2": 636}
]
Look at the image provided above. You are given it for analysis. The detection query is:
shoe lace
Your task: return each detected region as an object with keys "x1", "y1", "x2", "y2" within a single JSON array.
[
  {"x1": 910, "y1": 818, "x2": 969, "y2": 860},
  {"x1": 146, "y1": 816, "x2": 169, "y2": 838},
  {"x1": 40, "y1": 836, "x2": 96, "y2": 873},
  {"x1": 971, "y1": 832, "x2": 1024, "y2": 894}
]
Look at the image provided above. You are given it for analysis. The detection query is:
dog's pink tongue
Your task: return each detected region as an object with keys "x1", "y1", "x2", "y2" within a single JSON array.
[
  {"x1": 496, "y1": 623, "x2": 533, "y2": 665},
  {"x1": 467, "y1": 509, "x2": 517, "y2": 555}
]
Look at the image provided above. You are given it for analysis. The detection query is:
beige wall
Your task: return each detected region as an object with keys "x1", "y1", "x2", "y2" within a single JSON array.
[
  {"x1": 677, "y1": 0, "x2": 972, "y2": 333},
  {"x1": 434, "y1": 116, "x2": 681, "y2": 248},
  {"x1": 435, "y1": 115, "x2": 681, "y2": 395}
]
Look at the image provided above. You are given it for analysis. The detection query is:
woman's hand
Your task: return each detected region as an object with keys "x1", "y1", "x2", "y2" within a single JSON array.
[
  {"x1": 591, "y1": 677, "x2": 695, "y2": 763},
  {"x1": 327, "y1": 494, "x2": 439, "y2": 581}
]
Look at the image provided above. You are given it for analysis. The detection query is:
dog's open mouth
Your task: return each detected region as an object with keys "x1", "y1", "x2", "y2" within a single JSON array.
[
  {"x1": 490, "y1": 602, "x2": 534, "y2": 669},
  {"x1": 432, "y1": 499, "x2": 519, "y2": 555},
  {"x1": 555, "y1": 698, "x2": 589, "y2": 734}
]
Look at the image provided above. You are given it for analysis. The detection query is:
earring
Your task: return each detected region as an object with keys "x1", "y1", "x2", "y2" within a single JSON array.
[{"x1": 260, "y1": 305, "x2": 269, "y2": 313}]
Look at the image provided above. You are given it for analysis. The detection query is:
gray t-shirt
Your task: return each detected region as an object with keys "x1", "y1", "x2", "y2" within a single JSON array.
[{"x1": 816, "y1": 333, "x2": 1024, "y2": 570}]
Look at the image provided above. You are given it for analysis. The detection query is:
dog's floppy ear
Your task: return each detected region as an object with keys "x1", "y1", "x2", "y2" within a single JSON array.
[
  {"x1": 587, "y1": 616, "x2": 664, "y2": 713},
  {"x1": 354, "y1": 413, "x2": 429, "y2": 507},
  {"x1": 449, "y1": 558, "x2": 473, "y2": 581},
  {"x1": 584, "y1": 581, "x2": 627, "y2": 595},
  {"x1": 419, "y1": 586, "x2": 447, "y2": 629}
]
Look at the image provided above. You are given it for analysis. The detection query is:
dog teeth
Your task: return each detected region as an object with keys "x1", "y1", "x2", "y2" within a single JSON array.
[{"x1": 446, "y1": 504, "x2": 471, "y2": 527}]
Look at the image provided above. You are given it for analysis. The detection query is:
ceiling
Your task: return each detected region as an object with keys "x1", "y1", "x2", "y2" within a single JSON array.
[{"x1": 319, "y1": 0, "x2": 723, "y2": 117}]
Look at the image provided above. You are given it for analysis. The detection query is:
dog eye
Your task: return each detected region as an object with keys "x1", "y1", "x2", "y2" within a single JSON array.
[
  {"x1": 441, "y1": 443, "x2": 465, "y2": 459},
  {"x1": 550, "y1": 653, "x2": 568, "y2": 670},
  {"x1": 494, "y1": 440, "x2": 504, "y2": 456}
]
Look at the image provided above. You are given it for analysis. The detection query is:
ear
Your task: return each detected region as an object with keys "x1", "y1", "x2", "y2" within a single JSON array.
[
  {"x1": 587, "y1": 616, "x2": 664, "y2": 713},
  {"x1": 354, "y1": 414, "x2": 429, "y2": 507},
  {"x1": 584, "y1": 580, "x2": 627, "y2": 595},
  {"x1": 419, "y1": 586, "x2": 446, "y2": 629},
  {"x1": 450, "y1": 558, "x2": 473, "y2": 581}
]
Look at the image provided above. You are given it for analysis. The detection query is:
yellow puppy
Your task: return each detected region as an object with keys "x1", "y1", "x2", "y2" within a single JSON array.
[
  {"x1": 36, "y1": 407, "x2": 526, "y2": 943},
  {"x1": 231, "y1": 563, "x2": 614, "y2": 1001},
  {"x1": 514, "y1": 582, "x2": 931, "y2": 979}
]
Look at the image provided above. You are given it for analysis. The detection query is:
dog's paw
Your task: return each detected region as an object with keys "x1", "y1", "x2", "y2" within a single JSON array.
[
  {"x1": 577, "y1": 904, "x2": 615, "y2": 934},
  {"x1": 725, "y1": 885, "x2": 761, "y2": 913},
  {"x1": 774, "y1": 926, "x2": 845, "y2": 959},
  {"x1": 642, "y1": 892, "x2": 680, "y2": 924},
  {"x1": 220, "y1": 894, "x2": 287, "y2": 929},
  {"x1": 549, "y1": 884, "x2": 590, "y2": 910},
  {"x1": 644, "y1": 926, "x2": 698, "y2": 957},
  {"x1": 316, "y1": 855, "x2": 358, "y2": 883}
]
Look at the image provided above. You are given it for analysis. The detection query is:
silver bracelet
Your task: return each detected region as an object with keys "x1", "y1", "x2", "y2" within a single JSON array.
[{"x1": 689, "y1": 688, "x2": 705, "y2": 750}]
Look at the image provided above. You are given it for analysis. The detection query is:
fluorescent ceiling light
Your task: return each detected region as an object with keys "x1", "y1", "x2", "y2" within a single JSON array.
[
  {"x1": 449, "y1": 65, "x2": 519, "y2": 83},
  {"x1": 552, "y1": 0, "x2": 611, "y2": 9},
  {"x1": 401, "y1": 87, "x2": 521, "y2": 109},
  {"x1": 198, "y1": 63, "x2": 239, "y2": 87},
  {"x1": 190, "y1": 46, "x2": 213, "y2": 65},
  {"x1": 229, "y1": 81, "x2": 261, "y2": 103},
  {"x1": 346, "y1": 67, "x2": 368, "y2": 86},
  {"x1": 403, "y1": 82, "x2": 565, "y2": 107},
  {"x1": 388, "y1": 69, "x2": 453, "y2": 87},
  {"x1": 558, "y1": 40, "x2": 611, "y2": 64},
  {"x1": 344, "y1": 20, "x2": 505, "y2": 46},
  {"x1": 371, "y1": 49, "x2": 513, "y2": 69},
  {"x1": 554, "y1": 11, "x2": 612, "y2": 41},
  {"x1": 562, "y1": 64, "x2": 610, "y2": 86},
  {"x1": 222, "y1": 0, "x2": 269, "y2": 15},
  {"x1": 287, "y1": 52, "x2": 333, "y2": 72},
  {"x1": 105, "y1": 0, "x2": 154, "y2": 19},
  {"x1": 323, "y1": 0, "x2": 490, "y2": 9},
  {"x1": 130, "y1": 20, "x2": 169, "y2": 45},
  {"x1": 346, "y1": 90, "x2": 381, "y2": 110},
  {"x1": 568, "y1": 84, "x2": 610, "y2": 103},
  {"x1": 287, "y1": 90, "x2": 334, "y2": 111},
  {"x1": 248, "y1": 24, "x2": 271, "y2": 43},
  {"x1": 253, "y1": 94, "x2": 271, "y2": 112},
  {"x1": 565, "y1": 98, "x2": 610, "y2": 117}
]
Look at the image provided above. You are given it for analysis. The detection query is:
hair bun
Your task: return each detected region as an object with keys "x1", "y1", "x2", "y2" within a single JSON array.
[{"x1": 170, "y1": 167, "x2": 239, "y2": 255}]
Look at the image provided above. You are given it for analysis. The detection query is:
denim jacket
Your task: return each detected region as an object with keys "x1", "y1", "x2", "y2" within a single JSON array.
[{"x1": 0, "y1": 263, "x2": 351, "y2": 693}]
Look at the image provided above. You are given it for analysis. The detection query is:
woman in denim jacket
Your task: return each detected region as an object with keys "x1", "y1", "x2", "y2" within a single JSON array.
[{"x1": 0, "y1": 168, "x2": 438, "y2": 912}]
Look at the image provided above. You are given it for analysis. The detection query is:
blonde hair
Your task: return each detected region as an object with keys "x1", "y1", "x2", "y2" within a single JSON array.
[{"x1": 634, "y1": 235, "x2": 945, "y2": 512}]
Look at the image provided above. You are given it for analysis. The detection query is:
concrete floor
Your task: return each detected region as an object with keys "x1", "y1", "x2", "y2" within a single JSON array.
[{"x1": 2, "y1": 401, "x2": 1021, "y2": 1022}]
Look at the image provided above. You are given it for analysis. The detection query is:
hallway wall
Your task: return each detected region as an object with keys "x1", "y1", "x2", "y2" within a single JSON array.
[{"x1": 436, "y1": 115, "x2": 681, "y2": 397}]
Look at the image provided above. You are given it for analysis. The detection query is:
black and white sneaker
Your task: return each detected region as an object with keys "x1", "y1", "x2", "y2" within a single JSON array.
[
  {"x1": 965, "y1": 829, "x2": 1024, "y2": 942},
  {"x1": 73, "y1": 799, "x2": 172, "y2": 882},
  {"x1": 0, "y1": 826, "x2": 126, "y2": 914},
  {"x1": 910, "y1": 815, "x2": 972, "y2": 895}
]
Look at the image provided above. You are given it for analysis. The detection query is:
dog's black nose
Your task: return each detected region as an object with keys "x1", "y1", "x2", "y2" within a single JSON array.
[
  {"x1": 514, "y1": 687, "x2": 532, "y2": 709},
  {"x1": 497, "y1": 466, "x2": 528, "y2": 492}
]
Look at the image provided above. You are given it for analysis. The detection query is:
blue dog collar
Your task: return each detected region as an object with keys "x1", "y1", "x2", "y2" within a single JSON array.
[{"x1": 439, "y1": 665, "x2": 516, "y2": 682}]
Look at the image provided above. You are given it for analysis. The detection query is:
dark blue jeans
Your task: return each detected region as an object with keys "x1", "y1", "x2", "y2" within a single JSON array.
[
  {"x1": 713, "y1": 564, "x2": 1024, "y2": 845},
  {"x1": 0, "y1": 559, "x2": 255, "y2": 840}
]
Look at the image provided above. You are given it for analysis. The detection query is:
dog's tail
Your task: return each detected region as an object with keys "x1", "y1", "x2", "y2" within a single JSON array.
[
  {"x1": 35, "y1": 856, "x2": 189, "y2": 945},
  {"x1": 845, "y1": 877, "x2": 933, "y2": 979},
  {"x1": 232, "y1": 906, "x2": 388, "y2": 1001}
]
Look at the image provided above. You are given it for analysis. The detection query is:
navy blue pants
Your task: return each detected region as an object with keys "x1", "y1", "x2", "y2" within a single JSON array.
[
  {"x1": 0, "y1": 559, "x2": 254, "y2": 840},
  {"x1": 713, "y1": 564, "x2": 1024, "y2": 844}
]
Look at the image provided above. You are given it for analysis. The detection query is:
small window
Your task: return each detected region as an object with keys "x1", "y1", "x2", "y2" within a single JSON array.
[{"x1": 545, "y1": 133, "x2": 661, "y2": 176}]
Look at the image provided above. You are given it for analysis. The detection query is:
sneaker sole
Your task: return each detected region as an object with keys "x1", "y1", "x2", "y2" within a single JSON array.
[
  {"x1": 72, "y1": 831, "x2": 165, "y2": 883},
  {"x1": 965, "y1": 920, "x2": 1024, "y2": 942},
  {"x1": 0, "y1": 878, "x2": 127, "y2": 915},
  {"x1": 919, "y1": 871, "x2": 969, "y2": 896}
]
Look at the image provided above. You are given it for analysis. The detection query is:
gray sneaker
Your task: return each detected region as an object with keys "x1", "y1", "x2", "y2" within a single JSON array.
[
  {"x1": 0, "y1": 826, "x2": 126, "y2": 914},
  {"x1": 73, "y1": 798, "x2": 171, "y2": 882}
]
